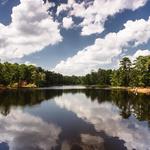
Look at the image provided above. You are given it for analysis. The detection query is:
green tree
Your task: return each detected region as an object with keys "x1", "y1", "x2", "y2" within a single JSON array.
[
  {"x1": 119, "y1": 57, "x2": 132, "y2": 86},
  {"x1": 111, "y1": 70, "x2": 121, "y2": 86},
  {"x1": 132, "y1": 55, "x2": 150, "y2": 86}
]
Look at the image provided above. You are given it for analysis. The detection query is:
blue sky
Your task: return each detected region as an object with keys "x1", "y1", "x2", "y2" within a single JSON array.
[{"x1": 0, "y1": 0, "x2": 150, "y2": 75}]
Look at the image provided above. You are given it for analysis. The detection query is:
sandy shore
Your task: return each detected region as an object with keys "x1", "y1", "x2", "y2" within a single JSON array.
[
  {"x1": 108, "y1": 87, "x2": 150, "y2": 94},
  {"x1": 88, "y1": 86, "x2": 150, "y2": 95},
  {"x1": 128, "y1": 87, "x2": 150, "y2": 95}
]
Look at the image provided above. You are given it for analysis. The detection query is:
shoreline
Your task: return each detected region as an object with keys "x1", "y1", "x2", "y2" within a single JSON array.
[
  {"x1": 86, "y1": 86, "x2": 150, "y2": 94},
  {"x1": 0, "y1": 86, "x2": 37, "y2": 91},
  {"x1": 0, "y1": 86, "x2": 150, "y2": 95},
  {"x1": 109, "y1": 87, "x2": 150, "y2": 95},
  {"x1": 100, "y1": 87, "x2": 150, "y2": 95},
  {"x1": 127, "y1": 87, "x2": 150, "y2": 95}
]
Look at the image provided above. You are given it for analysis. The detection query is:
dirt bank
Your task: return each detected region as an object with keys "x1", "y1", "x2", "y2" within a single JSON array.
[{"x1": 128, "y1": 87, "x2": 150, "y2": 95}]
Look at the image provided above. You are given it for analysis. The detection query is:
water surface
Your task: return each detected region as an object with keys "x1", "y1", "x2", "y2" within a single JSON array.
[{"x1": 0, "y1": 87, "x2": 150, "y2": 150}]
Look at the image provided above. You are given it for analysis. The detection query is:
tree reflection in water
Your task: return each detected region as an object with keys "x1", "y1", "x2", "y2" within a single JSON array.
[
  {"x1": 54, "y1": 92, "x2": 150, "y2": 150},
  {"x1": 0, "y1": 89, "x2": 149, "y2": 122},
  {"x1": 0, "y1": 88, "x2": 149, "y2": 150}
]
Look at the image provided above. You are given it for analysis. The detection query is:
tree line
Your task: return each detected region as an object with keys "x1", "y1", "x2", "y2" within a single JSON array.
[
  {"x1": 0, "y1": 55, "x2": 149, "y2": 88},
  {"x1": 0, "y1": 62, "x2": 81, "y2": 87},
  {"x1": 83, "y1": 55, "x2": 150, "y2": 87}
]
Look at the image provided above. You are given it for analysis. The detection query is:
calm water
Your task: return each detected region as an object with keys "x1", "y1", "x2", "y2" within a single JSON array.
[{"x1": 0, "y1": 87, "x2": 150, "y2": 150}]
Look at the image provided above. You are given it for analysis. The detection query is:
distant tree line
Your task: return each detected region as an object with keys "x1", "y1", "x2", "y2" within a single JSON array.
[
  {"x1": 0, "y1": 62, "x2": 81, "y2": 87},
  {"x1": 83, "y1": 55, "x2": 150, "y2": 87},
  {"x1": 0, "y1": 55, "x2": 149, "y2": 88}
]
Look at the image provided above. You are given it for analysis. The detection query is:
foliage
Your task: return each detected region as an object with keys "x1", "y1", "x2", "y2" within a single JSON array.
[
  {"x1": 0, "y1": 63, "x2": 81, "y2": 87},
  {"x1": 82, "y1": 69, "x2": 112, "y2": 86},
  {"x1": 111, "y1": 55, "x2": 150, "y2": 87},
  {"x1": 81, "y1": 55, "x2": 150, "y2": 87},
  {"x1": 0, "y1": 55, "x2": 149, "y2": 87}
]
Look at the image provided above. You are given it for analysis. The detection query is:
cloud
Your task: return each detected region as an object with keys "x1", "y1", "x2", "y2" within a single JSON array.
[
  {"x1": 56, "y1": 0, "x2": 147, "y2": 36},
  {"x1": 24, "y1": 61, "x2": 37, "y2": 66},
  {"x1": 0, "y1": 0, "x2": 62, "y2": 61},
  {"x1": 0, "y1": 109, "x2": 61, "y2": 150},
  {"x1": 62, "y1": 17, "x2": 74, "y2": 29},
  {"x1": 80, "y1": 134, "x2": 105, "y2": 149},
  {"x1": 128, "y1": 49, "x2": 150, "y2": 62},
  {"x1": 61, "y1": 134, "x2": 104, "y2": 150},
  {"x1": 81, "y1": 134, "x2": 104, "y2": 146},
  {"x1": 54, "y1": 93, "x2": 150, "y2": 150},
  {"x1": 53, "y1": 17, "x2": 150, "y2": 75}
]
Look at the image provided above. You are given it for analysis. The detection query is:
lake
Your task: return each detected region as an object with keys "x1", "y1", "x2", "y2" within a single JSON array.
[{"x1": 0, "y1": 86, "x2": 150, "y2": 150}]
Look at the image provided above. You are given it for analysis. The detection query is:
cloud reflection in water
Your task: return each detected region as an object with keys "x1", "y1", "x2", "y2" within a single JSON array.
[
  {"x1": 55, "y1": 93, "x2": 150, "y2": 150},
  {"x1": 0, "y1": 109, "x2": 61, "y2": 150}
]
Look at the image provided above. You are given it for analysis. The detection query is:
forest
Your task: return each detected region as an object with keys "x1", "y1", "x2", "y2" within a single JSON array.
[
  {"x1": 83, "y1": 55, "x2": 150, "y2": 87},
  {"x1": 0, "y1": 55, "x2": 150, "y2": 88}
]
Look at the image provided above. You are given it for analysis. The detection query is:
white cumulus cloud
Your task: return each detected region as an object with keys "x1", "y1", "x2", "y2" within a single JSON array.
[
  {"x1": 128, "y1": 49, "x2": 150, "y2": 62},
  {"x1": 56, "y1": 0, "x2": 148, "y2": 36},
  {"x1": 53, "y1": 17, "x2": 150, "y2": 75},
  {"x1": 62, "y1": 17, "x2": 74, "y2": 29},
  {"x1": 24, "y1": 61, "x2": 37, "y2": 66},
  {"x1": 0, "y1": 0, "x2": 62, "y2": 61}
]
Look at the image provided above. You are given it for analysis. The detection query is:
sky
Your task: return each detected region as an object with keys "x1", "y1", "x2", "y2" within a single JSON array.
[{"x1": 0, "y1": 0, "x2": 150, "y2": 75}]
